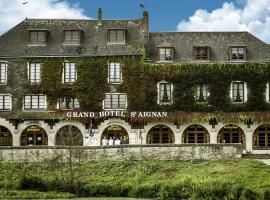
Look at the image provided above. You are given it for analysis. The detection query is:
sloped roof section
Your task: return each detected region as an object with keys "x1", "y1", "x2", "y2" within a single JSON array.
[{"x1": 0, "y1": 18, "x2": 145, "y2": 58}]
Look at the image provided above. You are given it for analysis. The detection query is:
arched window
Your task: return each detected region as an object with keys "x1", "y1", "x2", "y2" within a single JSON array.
[
  {"x1": 0, "y1": 126, "x2": 12, "y2": 146},
  {"x1": 147, "y1": 125, "x2": 174, "y2": 144},
  {"x1": 218, "y1": 124, "x2": 245, "y2": 144},
  {"x1": 182, "y1": 125, "x2": 210, "y2": 143},
  {"x1": 56, "y1": 125, "x2": 83, "y2": 146},
  {"x1": 253, "y1": 125, "x2": 270, "y2": 149},
  {"x1": 21, "y1": 125, "x2": 48, "y2": 146}
]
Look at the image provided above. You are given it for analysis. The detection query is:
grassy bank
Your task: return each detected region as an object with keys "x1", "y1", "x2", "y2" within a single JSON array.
[{"x1": 0, "y1": 159, "x2": 269, "y2": 199}]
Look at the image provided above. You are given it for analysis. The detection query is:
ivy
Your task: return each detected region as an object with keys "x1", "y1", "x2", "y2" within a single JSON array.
[{"x1": 18, "y1": 57, "x2": 270, "y2": 122}]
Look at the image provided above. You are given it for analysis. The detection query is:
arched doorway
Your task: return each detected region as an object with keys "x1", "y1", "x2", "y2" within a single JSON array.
[
  {"x1": 101, "y1": 125, "x2": 129, "y2": 144},
  {"x1": 56, "y1": 125, "x2": 83, "y2": 146},
  {"x1": 0, "y1": 126, "x2": 12, "y2": 146},
  {"x1": 253, "y1": 125, "x2": 270, "y2": 149},
  {"x1": 21, "y1": 125, "x2": 48, "y2": 146},
  {"x1": 182, "y1": 125, "x2": 210, "y2": 143},
  {"x1": 217, "y1": 124, "x2": 245, "y2": 144},
  {"x1": 147, "y1": 125, "x2": 174, "y2": 144}
]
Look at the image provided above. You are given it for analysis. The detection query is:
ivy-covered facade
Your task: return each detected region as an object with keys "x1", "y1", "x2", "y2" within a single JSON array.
[{"x1": 0, "y1": 9, "x2": 270, "y2": 153}]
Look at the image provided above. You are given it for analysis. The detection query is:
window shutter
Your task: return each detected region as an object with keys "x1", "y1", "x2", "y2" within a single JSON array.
[
  {"x1": 28, "y1": 31, "x2": 31, "y2": 44},
  {"x1": 62, "y1": 31, "x2": 65, "y2": 44},
  {"x1": 192, "y1": 47, "x2": 196, "y2": 61},
  {"x1": 171, "y1": 48, "x2": 174, "y2": 61},
  {"x1": 207, "y1": 46, "x2": 211, "y2": 61}
]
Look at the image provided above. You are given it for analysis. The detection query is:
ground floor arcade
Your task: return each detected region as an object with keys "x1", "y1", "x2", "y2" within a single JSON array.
[{"x1": 0, "y1": 117, "x2": 269, "y2": 154}]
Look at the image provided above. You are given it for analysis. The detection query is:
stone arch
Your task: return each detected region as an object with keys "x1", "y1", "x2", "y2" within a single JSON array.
[
  {"x1": 146, "y1": 124, "x2": 175, "y2": 144},
  {"x1": 0, "y1": 125, "x2": 12, "y2": 146},
  {"x1": 182, "y1": 124, "x2": 210, "y2": 143},
  {"x1": 101, "y1": 125, "x2": 129, "y2": 145},
  {"x1": 21, "y1": 125, "x2": 48, "y2": 146},
  {"x1": 55, "y1": 125, "x2": 83, "y2": 146},
  {"x1": 253, "y1": 124, "x2": 270, "y2": 149},
  {"x1": 217, "y1": 124, "x2": 245, "y2": 144}
]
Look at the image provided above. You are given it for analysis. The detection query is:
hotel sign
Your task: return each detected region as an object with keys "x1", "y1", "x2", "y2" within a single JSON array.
[{"x1": 66, "y1": 111, "x2": 168, "y2": 118}]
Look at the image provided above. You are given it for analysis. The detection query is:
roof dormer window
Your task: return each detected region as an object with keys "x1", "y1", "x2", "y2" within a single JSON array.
[
  {"x1": 29, "y1": 30, "x2": 47, "y2": 46},
  {"x1": 230, "y1": 46, "x2": 246, "y2": 62},
  {"x1": 64, "y1": 30, "x2": 81, "y2": 45},
  {"x1": 108, "y1": 29, "x2": 126, "y2": 44},
  {"x1": 158, "y1": 47, "x2": 174, "y2": 62}
]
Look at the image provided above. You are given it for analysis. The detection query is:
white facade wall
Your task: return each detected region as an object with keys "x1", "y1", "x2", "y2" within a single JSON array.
[{"x1": 0, "y1": 118, "x2": 269, "y2": 154}]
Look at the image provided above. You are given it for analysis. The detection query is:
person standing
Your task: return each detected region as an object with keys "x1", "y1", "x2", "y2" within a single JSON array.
[
  {"x1": 115, "y1": 137, "x2": 121, "y2": 145},
  {"x1": 108, "y1": 137, "x2": 114, "y2": 145},
  {"x1": 102, "y1": 136, "x2": 108, "y2": 146}
]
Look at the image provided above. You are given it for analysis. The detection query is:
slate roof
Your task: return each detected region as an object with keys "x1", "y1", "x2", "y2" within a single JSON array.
[
  {"x1": 146, "y1": 32, "x2": 270, "y2": 63},
  {"x1": 0, "y1": 18, "x2": 145, "y2": 58}
]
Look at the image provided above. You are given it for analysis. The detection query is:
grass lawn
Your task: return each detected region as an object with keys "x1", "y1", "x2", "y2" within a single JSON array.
[{"x1": 0, "y1": 159, "x2": 269, "y2": 199}]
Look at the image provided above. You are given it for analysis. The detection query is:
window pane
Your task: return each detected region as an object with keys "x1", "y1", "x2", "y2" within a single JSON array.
[
  {"x1": 116, "y1": 30, "x2": 124, "y2": 43},
  {"x1": 104, "y1": 94, "x2": 126, "y2": 109},
  {"x1": 0, "y1": 63, "x2": 6, "y2": 84},
  {"x1": 30, "y1": 31, "x2": 45, "y2": 44},
  {"x1": 109, "y1": 30, "x2": 116, "y2": 43}
]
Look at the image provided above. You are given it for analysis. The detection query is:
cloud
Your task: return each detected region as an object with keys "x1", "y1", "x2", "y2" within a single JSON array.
[
  {"x1": 0, "y1": 0, "x2": 90, "y2": 35},
  {"x1": 177, "y1": 0, "x2": 270, "y2": 43}
]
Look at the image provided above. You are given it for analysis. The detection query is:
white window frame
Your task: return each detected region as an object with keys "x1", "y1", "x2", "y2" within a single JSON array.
[
  {"x1": 108, "y1": 62, "x2": 122, "y2": 84},
  {"x1": 0, "y1": 94, "x2": 12, "y2": 111},
  {"x1": 195, "y1": 84, "x2": 210, "y2": 103},
  {"x1": 23, "y1": 94, "x2": 46, "y2": 111},
  {"x1": 28, "y1": 62, "x2": 41, "y2": 84},
  {"x1": 157, "y1": 81, "x2": 173, "y2": 105},
  {"x1": 107, "y1": 29, "x2": 126, "y2": 44},
  {"x1": 230, "y1": 81, "x2": 248, "y2": 103},
  {"x1": 266, "y1": 82, "x2": 270, "y2": 103},
  {"x1": 62, "y1": 62, "x2": 77, "y2": 83},
  {"x1": 0, "y1": 62, "x2": 7, "y2": 85},
  {"x1": 230, "y1": 46, "x2": 247, "y2": 63},
  {"x1": 57, "y1": 97, "x2": 80, "y2": 110},
  {"x1": 103, "y1": 93, "x2": 127, "y2": 110},
  {"x1": 157, "y1": 47, "x2": 174, "y2": 63}
]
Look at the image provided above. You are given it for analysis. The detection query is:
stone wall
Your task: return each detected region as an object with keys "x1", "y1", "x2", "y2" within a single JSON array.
[{"x1": 0, "y1": 144, "x2": 243, "y2": 162}]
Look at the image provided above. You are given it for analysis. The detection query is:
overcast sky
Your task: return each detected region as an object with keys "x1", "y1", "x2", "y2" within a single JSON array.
[{"x1": 0, "y1": 0, "x2": 270, "y2": 43}]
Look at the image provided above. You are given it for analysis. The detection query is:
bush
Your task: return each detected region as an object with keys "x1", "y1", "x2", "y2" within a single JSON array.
[{"x1": 18, "y1": 176, "x2": 48, "y2": 191}]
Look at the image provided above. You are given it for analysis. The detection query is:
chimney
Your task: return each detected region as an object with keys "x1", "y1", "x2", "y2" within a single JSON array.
[
  {"x1": 142, "y1": 11, "x2": 149, "y2": 41},
  {"x1": 98, "y1": 8, "x2": 102, "y2": 25}
]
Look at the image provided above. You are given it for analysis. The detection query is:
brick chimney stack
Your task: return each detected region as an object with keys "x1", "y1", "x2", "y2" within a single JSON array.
[
  {"x1": 143, "y1": 11, "x2": 149, "y2": 42},
  {"x1": 98, "y1": 8, "x2": 102, "y2": 25}
]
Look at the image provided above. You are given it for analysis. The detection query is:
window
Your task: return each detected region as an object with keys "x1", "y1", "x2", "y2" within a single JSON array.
[
  {"x1": 64, "y1": 62, "x2": 76, "y2": 83},
  {"x1": 230, "y1": 46, "x2": 246, "y2": 61},
  {"x1": 196, "y1": 84, "x2": 209, "y2": 102},
  {"x1": 158, "y1": 47, "x2": 173, "y2": 62},
  {"x1": 29, "y1": 63, "x2": 41, "y2": 83},
  {"x1": 29, "y1": 31, "x2": 46, "y2": 45},
  {"x1": 24, "y1": 95, "x2": 46, "y2": 110},
  {"x1": 103, "y1": 93, "x2": 127, "y2": 110},
  {"x1": 231, "y1": 81, "x2": 247, "y2": 103},
  {"x1": 0, "y1": 63, "x2": 7, "y2": 85},
  {"x1": 194, "y1": 46, "x2": 210, "y2": 61},
  {"x1": 108, "y1": 63, "x2": 121, "y2": 83},
  {"x1": 58, "y1": 97, "x2": 80, "y2": 110},
  {"x1": 0, "y1": 95, "x2": 11, "y2": 111},
  {"x1": 158, "y1": 81, "x2": 173, "y2": 104},
  {"x1": 64, "y1": 30, "x2": 81, "y2": 45},
  {"x1": 266, "y1": 82, "x2": 270, "y2": 103},
  {"x1": 108, "y1": 29, "x2": 125, "y2": 44}
]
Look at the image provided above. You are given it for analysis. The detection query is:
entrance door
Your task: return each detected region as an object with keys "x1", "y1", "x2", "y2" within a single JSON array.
[
  {"x1": 21, "y1": 125, "x2": 48, "y2": 146},
  {"x1": 101, "y1": 125, "x2": 129, "y2": 144}
]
